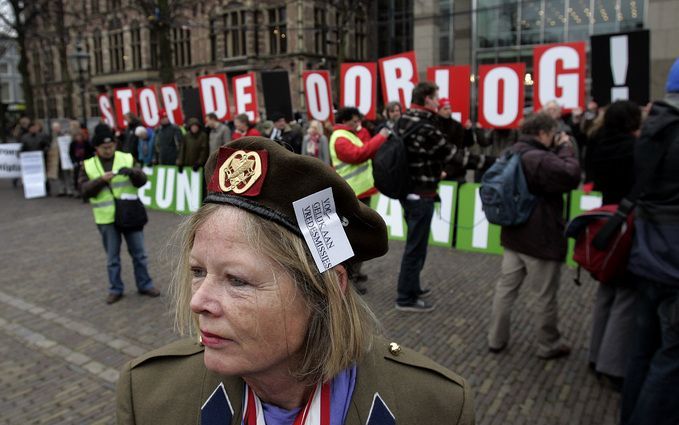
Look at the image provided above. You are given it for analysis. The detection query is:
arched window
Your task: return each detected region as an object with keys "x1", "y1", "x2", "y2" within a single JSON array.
[
  {"x1": 93, "y1": 30, "x2": 104, "y2": 74},
  {"x1": 108, "y1": 18, "x2": 125, "y2": 72},
  {"x1": 130, "y1": 21, "x2": 142, "y2": 70}
]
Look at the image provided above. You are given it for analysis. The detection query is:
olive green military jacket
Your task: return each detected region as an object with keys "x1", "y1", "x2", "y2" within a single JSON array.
[{"x1": 116, "y1": 337, "x2": 475, "y2": 424}]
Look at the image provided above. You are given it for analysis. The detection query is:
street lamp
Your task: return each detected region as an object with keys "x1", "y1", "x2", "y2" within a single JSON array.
[{"x1": 69, "y1": 39, "x2": 90, "y2": 127}]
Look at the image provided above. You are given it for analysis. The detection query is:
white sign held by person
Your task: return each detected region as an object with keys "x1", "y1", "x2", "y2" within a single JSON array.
[
  {"x1": 293, "y1": 187, "x2": 354, "y2": 273},
  {"x1": 0, "y1": 143, "x2": 21, "y2": 178},
  {"x1": 57, "y1": 136, "x2": 73, "y2": 170},
  {"x1": 20, "y1": 151, "x2": 47, "y2": 199}
]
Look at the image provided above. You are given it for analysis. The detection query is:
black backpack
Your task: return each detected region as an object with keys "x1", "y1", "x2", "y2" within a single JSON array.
[{"x1": 372, "y1": 120, "x2": 423, "y2": 199}]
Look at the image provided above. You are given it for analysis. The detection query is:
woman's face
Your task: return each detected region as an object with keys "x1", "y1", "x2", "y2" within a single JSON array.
[{"x1": 189, "y1": 207, "x2": 311, "y2": 380}]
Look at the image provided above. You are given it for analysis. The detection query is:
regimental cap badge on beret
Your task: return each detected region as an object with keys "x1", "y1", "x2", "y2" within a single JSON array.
[{"x1": 208, "y1": 148, "x2": 268, "y2": 196}]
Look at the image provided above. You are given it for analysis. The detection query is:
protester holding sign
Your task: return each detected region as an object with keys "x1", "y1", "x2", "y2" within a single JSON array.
[
  {"x1": 79, "y1": 136, "x2": 159, "y2": 304},
  {"x1": 115, "y1": 137, "x2": 474, "y2": 425},
  {"x1": 231, "y1": 113, "x2": 261, "y2": 140},
  {"x1": 330, "y1": 107, "x2": 390, "y2": 293},
  {"x1": 395, "y1": 82, "x2": 451, "y2": 313}
]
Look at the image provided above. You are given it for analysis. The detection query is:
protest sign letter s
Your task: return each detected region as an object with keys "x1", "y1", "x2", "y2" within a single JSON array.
[
  {"x1": 138, "y1": 86, "x2": 161, "y2": 128},
  {"x1": 303, "y1": 71, "x2": 334, "y2": 122},
  {"x1": 198, "y1": 74, "x2": 231, "y2": 121},
  {"x1": 379, "y1": 51, "x2": 419, "y2": 109},
  {"x1": 98, "y1": 94, "x2": 116, "y2": 128},
  {"x1": 113, "y1": 88, "x2": 137, "y2": 129},
  {"x1": 478, "y1": 63, "x2": 525, "y2": 129},
  {"x1": 533, "y1": 42, "x2": 586, "y2": 112},
  {"x1": 340, "y1": 63, "x2": 377, "y2": 120},
  {"x1": 161, "y1": 84, "x2": 184, "y2": 126},
  {"x1": 232, "y1": 73, "x2": 259, "y2": 123},
  {"x1": 427, "y1": 65, "x2": 471, "y2": 123}
]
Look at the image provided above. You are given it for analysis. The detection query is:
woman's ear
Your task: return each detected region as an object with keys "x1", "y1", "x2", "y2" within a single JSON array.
[{"x1": 334, "y1": 265, "x2": 349, "y2": 294}]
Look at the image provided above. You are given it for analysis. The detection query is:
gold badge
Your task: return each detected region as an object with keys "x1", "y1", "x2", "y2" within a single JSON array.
[
  {"x1": 389, "y1": 342, "x2": 402, "y2": 356},
  {"x1": 218, "y1": 150, "x2": 263, "y2": 194}
]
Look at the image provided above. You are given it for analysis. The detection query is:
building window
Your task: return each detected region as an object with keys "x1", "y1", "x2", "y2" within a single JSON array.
[
  {"x1": 91, "y1": 0, "x2": 99, "y2": 14},
  {"x1": 43, "y1": 47, "x2": 55, "y2": 82},
  {"x1": 377, "y1": 0, "x2": 413, "y2": 58},
  {"x1": 355, "y1": 13, "x2": 366, "y2": 60},
  {"x1": 107, "y1": 17, "x2": 124, "y2": 72},
  {"x1": 0, "y1": 63, "x2": 8, "y2": 74},
  {"x1": 130, "y1": 23, "x2": 142, "y2": 69},
  {"x1": 47, "y1": 95, "x2": 58, "y2": 119},
  {"x1": 438, "y1": 0, "x2": 453, "y2": 62},
  {"x1": 268, "y1": 7, "x2": 287, "y2": 55},
  {"x1": 32, "y1": 53, "x2": 42, "y2": 85},
  {"x1": 0, "y1": 82, "x2": 10, "y2": 102},
  {"x1": 150, "y1": 33, "x2": 158, "y2": 68},
  {"x1": 209, "y1": 18, "x2": 218, "y2": 61},
  {"x1": 93, "y1": 31, "x2": 104, "y2": 73},
  {"x1": 107, "y1": 0, "x2": 121, "y2": 10},
  {"x1": 254, "y1": 10, "x2": 262, "y2": 56},
  {"x1": 314, "y1": 8, "x2": 327, "y2": 55},
  {"x1": 36, "y1": 97, "x2": 45, "y2": 118},
  {"x1": 223, "y1": 10, "x2": 247, "y2": 58},
  {"x1": 172, "y1": 27, "x2": 191, "y2": 66},
  {"x1": 108, "y1": 31, "x2": 125, "y2": 72},
  {"x1": 90, "y1": 93, "x2": 99, "y2": 117}
]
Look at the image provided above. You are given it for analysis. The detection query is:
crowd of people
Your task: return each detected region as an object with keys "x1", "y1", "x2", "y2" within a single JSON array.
[{"x1": 4, "y1": 59, "x2": 679, "y2": 425}]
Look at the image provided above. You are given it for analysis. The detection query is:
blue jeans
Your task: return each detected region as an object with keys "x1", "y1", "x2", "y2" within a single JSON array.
[
  {"x1": 396, "y1": 197, "x2": 435, "y2": 305},
  {"x1": 620, "y1": 276, "x2": 679, "y2": 425},
  {"x1": 97, "y1": 224, "x2": 154, "y2": 295}
]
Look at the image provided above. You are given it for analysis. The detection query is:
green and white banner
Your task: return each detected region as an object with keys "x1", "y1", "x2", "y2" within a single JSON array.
[{"x1": 138, "y1": 166, "x2": 203, "y2": 215}]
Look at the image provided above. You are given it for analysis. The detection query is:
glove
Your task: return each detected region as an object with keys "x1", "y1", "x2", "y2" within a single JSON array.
[
  {"x1": 192, "y1": 163, "x2": 201, "y2": 172},
  {"x1": 177, "y1": 166, "x2": 184, "y2": 174},
  {"x1": 117, "y1": 167, "x2": 132, "y2": 176}
]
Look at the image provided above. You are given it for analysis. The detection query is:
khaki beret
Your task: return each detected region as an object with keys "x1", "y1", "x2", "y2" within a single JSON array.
[{"x1": 204, "y1": 137, "x2": 388, "y2": 263}]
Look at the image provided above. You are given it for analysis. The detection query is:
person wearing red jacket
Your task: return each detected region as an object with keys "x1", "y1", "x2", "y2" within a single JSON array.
[
  {"x1": 231, "y1": 114, "x2": 261, "y2": 140},
  {"x1": 329, "y1": 107, "x2": 390, "y2": 293}
]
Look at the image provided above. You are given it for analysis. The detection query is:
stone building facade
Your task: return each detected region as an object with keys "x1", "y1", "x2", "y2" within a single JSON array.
[{"x1": 25, "y1": 0, "x2": 373, "y2": 121}]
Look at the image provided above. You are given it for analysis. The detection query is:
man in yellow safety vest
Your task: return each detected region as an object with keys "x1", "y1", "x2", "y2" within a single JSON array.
[
  {"x1": 329, "y1": 107, "x2": 390, "y2": 294},
  {"x1": 79, "y1": 134, "x2": 160, "y2": 304}
]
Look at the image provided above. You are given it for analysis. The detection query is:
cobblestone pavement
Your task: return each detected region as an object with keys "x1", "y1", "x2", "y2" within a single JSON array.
[{"x1": 0, "y1": 180, "x2": 620, "y2": 424}]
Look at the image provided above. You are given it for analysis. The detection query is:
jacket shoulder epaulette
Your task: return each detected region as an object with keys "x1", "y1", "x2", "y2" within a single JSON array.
[
  {"x1": 130, "y1": 338, "x2": 204, "y2": 369},
  {"x1": 377, "y1": 338, "x2": 466, "y2": 388}
]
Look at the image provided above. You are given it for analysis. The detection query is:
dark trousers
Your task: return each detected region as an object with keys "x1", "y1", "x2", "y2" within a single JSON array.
[
  {"x1": 620, "y1": 276, "x2": 679, "y2": 425},
  {"x1": 396, "y1": 197, "x2": 435, "y2": 305}
]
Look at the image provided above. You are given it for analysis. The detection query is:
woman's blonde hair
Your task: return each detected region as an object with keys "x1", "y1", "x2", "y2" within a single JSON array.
[
  {"x1": 171, "y1": 203, "x2": 378, "y2": 383},
  {"x1": 307, "y1": 120, "x2": 323, "y2": 135}
]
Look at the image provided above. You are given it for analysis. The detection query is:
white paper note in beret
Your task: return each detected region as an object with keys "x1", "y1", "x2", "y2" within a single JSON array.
[{"x1": 293, "y1": 187, "x2": 354, "y2": 273}]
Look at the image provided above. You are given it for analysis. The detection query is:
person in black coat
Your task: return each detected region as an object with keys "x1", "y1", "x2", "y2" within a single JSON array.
[{"x1": 584, "y1": 100, "x2": 642, "y2": 390}]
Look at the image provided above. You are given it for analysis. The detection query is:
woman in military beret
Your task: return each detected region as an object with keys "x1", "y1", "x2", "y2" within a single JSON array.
[{"x1": 116, "y1": 137, "x2": 474, "y2": 425}]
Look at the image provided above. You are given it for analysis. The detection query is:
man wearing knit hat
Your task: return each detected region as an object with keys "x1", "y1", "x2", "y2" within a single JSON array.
[{"x1": 620, "y1": 58, "x2": 679, "y2": 425}]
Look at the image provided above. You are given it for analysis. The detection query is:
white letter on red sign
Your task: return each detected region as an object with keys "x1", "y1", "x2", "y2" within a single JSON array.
[
  {"x1": 303, "y1": 71, "x2": 333, "y2": 122},
  {"x1": 233, "y1": 72, "x2": 259, "y2": 122},
  {"x1": 426, "y1": 65, "x2": 471, "y2": 123},
  {"x1": 98, "y1": 94, "x2": 116, "y2": 129},
  {"x1": 198, "y1": 74, "x2": 231, "y2": 121},
  {"x1": 113, "y1": 88, "x2": 137, "y2": 129},
  {"x1": 160, "y1": 84, "x2": 184, "y2": 126},
  {"x1": 478, "y1": 63, "x2": 525, "y2": 129},
  {"x1": 534, "y1": 42, "x2": 586, "y2": 112},
  {"x1": 138, "y1": 86, "x2": 160, "y2": 128},
  {"x1": 379, "y1": 51, "x2": 419, "y2": 109},
  {"x1": 340, "y1": 63, "x2": 377, "y2": 120}
]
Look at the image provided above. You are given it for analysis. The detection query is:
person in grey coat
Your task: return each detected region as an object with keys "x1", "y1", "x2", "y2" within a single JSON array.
[{"x1": 205, "y1": 112, "x2": 231, "y2": 155}]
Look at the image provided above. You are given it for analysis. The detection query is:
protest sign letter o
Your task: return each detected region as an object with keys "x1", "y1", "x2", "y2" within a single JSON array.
[{"x1": 483, "y1": 67, "x2": 520, "y2": 127}]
